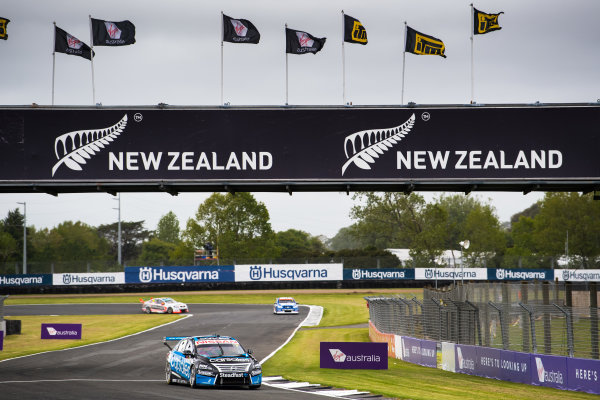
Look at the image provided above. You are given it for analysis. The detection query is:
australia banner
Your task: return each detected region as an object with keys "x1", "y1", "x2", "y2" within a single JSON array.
[{"x1": 0, "y1": 106, "x2": 600, "y2": 193}]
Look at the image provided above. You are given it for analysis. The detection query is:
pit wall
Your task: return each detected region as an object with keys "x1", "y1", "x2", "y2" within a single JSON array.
[{"x1": 368, "y1": 322, "x2": 600, "y2": 395}]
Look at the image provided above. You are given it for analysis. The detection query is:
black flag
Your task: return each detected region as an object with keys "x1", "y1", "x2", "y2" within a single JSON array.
[
  {"x1": 223, "y1": 14, "x2": 260, "y2": 44},
  {"x1": 0, "y1": 17, "x2": 9, "y2": 40},
  {"x1": 54, "y1": 26, "x2": 94, "y2": 60},
  {"x1": 405, "y1": 26, "x2": 446, "y2": 58},
  {"x1": 91, "y1": 18, "x2": 136, "y2": 46},
  {"x1": 344, "y1": 15, "x2": 367, "y2": 45},
  {"x1": 286, "y1": 28, "x2": 326, "y2": 55},
  {"x1": 473, "y1": 8, "x2": 503, "y2": 35}
]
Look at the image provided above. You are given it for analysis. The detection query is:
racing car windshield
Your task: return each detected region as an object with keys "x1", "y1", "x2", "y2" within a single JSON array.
[
  {"x1": 163, "y1": 298, "x2": 176, "y2": 303},
  {"x1": 195, "y1": 340, "x2": 246, "y2": 357},
  {"x1": 279, "y1": 299, "x2": 295, "y2": 303}
]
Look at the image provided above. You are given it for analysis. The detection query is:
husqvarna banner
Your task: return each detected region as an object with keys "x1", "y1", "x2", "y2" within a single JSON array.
[
  {"x1": 488, "y1": 268, "x2": 553, "y2": 281},
  {"x1": 53, "y1": 272, "x2": 125, "y2": 285},
  {"x1": 414, "y1": 268, "x2": 488, "y2": 281},
  {"x1": 235, "y1": 264, "x2": 343, "y2": 282},
  {"x1": 344, "y1": 268, "x2": 414, "y2": 280},
  {"x1": 125, "y1": 266, "x2": 234, "y2": 283},
  {"x1": 1, "y1": 105, "x2": 599, "y2": 192},
  {"x1": 556, "y1": 269, "x2": 600, "y2": 282}
]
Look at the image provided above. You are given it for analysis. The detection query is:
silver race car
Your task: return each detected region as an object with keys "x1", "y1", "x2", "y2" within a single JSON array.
[{"x1": 140, "y1": 297, "x2": 189, "y2": 314}]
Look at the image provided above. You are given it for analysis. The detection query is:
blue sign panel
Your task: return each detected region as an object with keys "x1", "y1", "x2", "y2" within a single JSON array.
[
  {"x1": 344, "y1": 268, "x2": 414, "y2": 280},
  {"x1": 0, "y1": 274, "x2": 52, "y2": 287},
  {"x1": 125, "y1": 266, "x2": 234, "y2": 284},
  {"x1": 488, "y1": 269, "x2": 553, "y2": 281}
]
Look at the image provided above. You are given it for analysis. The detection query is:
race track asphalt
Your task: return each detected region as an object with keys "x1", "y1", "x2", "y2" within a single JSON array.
[{"x1": 0, "y1": 303, "x2": 321, "y2": 400}]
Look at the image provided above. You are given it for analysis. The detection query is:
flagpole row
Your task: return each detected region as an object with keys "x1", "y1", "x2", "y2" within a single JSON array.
[
  {"x1": 470, "y1": 3, "x2": 474, "y2": 104},
  {"x1": 341, "y1": 10, "x2": 346, "y2": 105},
  {"x1": 401, "y1": 21, "x2": 407, "y2": 105},
  {"x1": 285, "y1": 23, "x2": 288, "y2": 105},
  {"x1": 52, "y1": 22, "x2": 56, "y2": 106},
  {"x1": 89, "y1": 15, "x2": 96, "y2": 105},
  {"x1": 220, "y1": 11, "x2": 224, "y2": 106}
]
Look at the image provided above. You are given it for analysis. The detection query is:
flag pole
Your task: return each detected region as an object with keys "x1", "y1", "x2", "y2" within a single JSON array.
[
  {"x1": 220, "y1": 11, "x2": 224, "y2": 105},
  {"x1": 89, "y1": 15, "x2": 96, "y2": 105},
  {"x1": 285, "y1": 23, "x2": 288, "y2": 105},
  {"x1": 401, "y1": 21, "x2": 407, "y2": 105},
  {"x1": 52, "y1": 22, "x2": 56, "y2": 106},
  {"x1": 470, "y1": 4, "x2": 474, "y2": 103},
  {"x1": 341, "y1": 10, "x2": 346, "y2": 105}
]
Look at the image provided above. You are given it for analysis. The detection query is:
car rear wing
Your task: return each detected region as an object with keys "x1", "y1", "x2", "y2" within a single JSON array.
[{"x1": 163, "y1": 336, "x2": 188, "y2": 350}]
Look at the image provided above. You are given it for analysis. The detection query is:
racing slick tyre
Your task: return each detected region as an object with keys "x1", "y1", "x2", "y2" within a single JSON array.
[
  {"x1": 249, "y1": 385, "x2": 261, "y2": 390},
  {"x1": 165, "y1": 362, "x2": 174, "y2": 385},
  {"x1": 145, "y1": 306, "x2": 151, "y2": 314},
  {"x1": 167, "y1": 307, "x2": 173, "y2": 314},
  {"x1": 189, "y1": 365, "x2": 197, "y2": 388}
]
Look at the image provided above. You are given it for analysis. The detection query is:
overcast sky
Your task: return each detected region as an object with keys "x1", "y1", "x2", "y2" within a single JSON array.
[{"x1": 1, "y1": 0, "x2": 598, "y2": 237}]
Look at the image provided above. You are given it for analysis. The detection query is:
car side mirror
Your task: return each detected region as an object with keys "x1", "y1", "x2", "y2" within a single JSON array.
[{"x1": 247, "y1": 348, "x2": 253, "y2": 354}]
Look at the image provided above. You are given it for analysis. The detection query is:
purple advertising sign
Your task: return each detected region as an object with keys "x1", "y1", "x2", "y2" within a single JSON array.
[
  {"x1": 567, "y1": 357, "x2": 600, "y2": 395},
  {"x1": 401, "y1": 337, "x2": 437, "y2": 368},
  {"x1": 320, "y1": 342, "x2": 388, "y2": 369},
  {"x1": 531, "y1": 354, "x2": 568, "y2": 390},
  {"x1": 475, "y1": 346, "x2": 531, "y2": 384},
  {"x1": 420, "y1": 339, "x2": 438, "y2": 368},
  {"x1": 455, "y1": 344, "x2": 478, "y2": 375},
  {"x1": 0, "y1": 331, "x2": 3, "y2": 351},
  {"x1": 41, "y1": 323, "x2": 82, "y2": 340}
]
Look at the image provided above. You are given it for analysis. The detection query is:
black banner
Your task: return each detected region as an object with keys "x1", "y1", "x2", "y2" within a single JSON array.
[{"x1": 1, "y1": 105, "x2": 599, "y2": 193}]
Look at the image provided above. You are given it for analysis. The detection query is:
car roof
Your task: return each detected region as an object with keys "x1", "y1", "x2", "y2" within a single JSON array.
[{"x1": 277, "y1": 297, "x2": 295, "y2": 301}]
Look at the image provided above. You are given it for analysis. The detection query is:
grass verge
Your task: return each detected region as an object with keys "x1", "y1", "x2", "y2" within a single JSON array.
[{"x1": 0, "y1": 314, "x2": 183, "y2": 361}]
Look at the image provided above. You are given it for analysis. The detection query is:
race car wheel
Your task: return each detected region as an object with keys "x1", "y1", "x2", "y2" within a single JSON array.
[
  {"x1": 165, "y1": 362, "x2": 174, "y2": 385},
  {"x1": 167, "y1": 307, "x2": 173, "y2": 314},
  {"x1": 189, "y1": 365, "x2": 197, "y2": 388},
  {"x1": 249, "y1": 385, "x2": 261, "y2": 390},
  {"x1": 145, "y1": 307, "x2": 151, "y2": 314}
]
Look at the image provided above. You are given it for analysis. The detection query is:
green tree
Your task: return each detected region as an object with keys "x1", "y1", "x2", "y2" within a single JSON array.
[
  {"x1": 183, "y1": 193, "x2": 277, "y2": 260},
  {"x1": 275, "y1": 229, "x2": 325, "y2": 258},
  {"x1": 97, "y1": 221, "x2": 152, "y2": 262},
  {"x1": 327, "y1": 226, "x2": 363, "y2": 251},
  {"x1": 156, "y1": 211, "x2": 180, "y2": 244},
  {"x1": 33, "y1": 221, "x2": 110, "y2": 261},
  {"x1": 1, "y1": 209, "x2": 28, "y2": 261},
  {"x1": 0, "y1": 232, "x2": 17, "y2": 262},
  {"x1": 462, "y1": 205, "x2": 506, "y2": 267},
  {"x1": 139, "y1": 238, "x2": 176, "y2": 264},
  {"x1": 532, "y1": 193, "x2": 600, "y2": 267}
]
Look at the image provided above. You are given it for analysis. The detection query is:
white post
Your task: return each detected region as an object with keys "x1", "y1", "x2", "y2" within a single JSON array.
[
  {"x1": 220, "y1": 11, "x2": 224, "y2": 105},
  {"x1": 285, "y1": 23, "x2": 289, "y2": 105},
  {"x1": 470, "y1": 4, "x2": 474, "y2": 104},
  {"x1": 341, "y1": 10, "x2": 346, "y2": 105},
  {"x1": 401, "y1": 22, "x2": 407, "y2": 105},
  {"x1": 52, "y1": 22, "x2": 56, "y2": 106},
  {"x1": 89, "y1": 15, "x2": 96, "y2": 105},
  {"x1": 113, "y1": 194, "x2": 122, "y2": 265},
  {"x1": 17, "y1": 202, "x2": 26, "y2": 274}
]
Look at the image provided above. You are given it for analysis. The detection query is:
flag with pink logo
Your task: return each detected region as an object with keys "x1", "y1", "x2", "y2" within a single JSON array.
[
  {"x1": 286, "y1": 28, "x2": 326, "y2": 55},
  {"x1": 223, "y1": 14, "x2": 260, "y2": 44},
  {"x1": 91, "y1": 18, "x2": 135, "y2": 46},
  {"x1": 54, "y1": 26, "x2": 93, "y2": 60}
]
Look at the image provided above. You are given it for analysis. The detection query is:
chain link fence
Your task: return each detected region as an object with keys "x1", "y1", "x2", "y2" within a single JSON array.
[{"x1": 366, "y1": 281, "x2": 600, "y2": 360}]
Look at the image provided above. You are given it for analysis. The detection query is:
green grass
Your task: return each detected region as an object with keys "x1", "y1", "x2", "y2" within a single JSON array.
[
  {"x1": 263, "y1": 327, "x2": 598, "y2": 400},
  {"x1": 0, "y1": 314, "x2": 183, "y2": 361}
]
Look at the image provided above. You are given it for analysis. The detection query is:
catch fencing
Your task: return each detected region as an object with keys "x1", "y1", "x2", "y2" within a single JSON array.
[{"x1": 366, "y1": 281, "x2": 600, "y2": 360}]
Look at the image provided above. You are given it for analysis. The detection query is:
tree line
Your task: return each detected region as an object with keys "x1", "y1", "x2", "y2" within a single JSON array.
[{"x1": 1, "y1": 192, "x2": 599, "y2": 270}]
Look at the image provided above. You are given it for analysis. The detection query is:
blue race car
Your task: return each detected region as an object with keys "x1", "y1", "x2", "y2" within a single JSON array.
[
  {"x1": 273, "y1": 297, "x2": 299, "y2": 314},
  {"x1": 164, "y1": 335, "x2": 262, "y2": 389}
]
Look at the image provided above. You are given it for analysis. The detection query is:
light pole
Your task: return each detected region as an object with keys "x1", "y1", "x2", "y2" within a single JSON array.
[
  {"x1": 113, "y1": 194, "x2": 122, "y2": 265},
  {"x1": 459, "y1": 240, "x2": 470, "y2": 285},
  {"x1": 16, "y1": 202, "x2": 26, "y2": 274}
]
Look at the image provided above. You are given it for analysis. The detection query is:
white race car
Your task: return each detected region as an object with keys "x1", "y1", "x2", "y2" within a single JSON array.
[
  {"x1": 141, "y1": 297, "x2": 189, "y2": 314},
  {"x1": 273, "y1": 297, "x2": 299, "y2": 314}
]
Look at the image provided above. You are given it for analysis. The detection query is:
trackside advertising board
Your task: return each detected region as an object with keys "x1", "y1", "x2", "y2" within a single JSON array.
[
  {"x1": 235, "y1": 264, "x2": 343, "y2": 282},
  {"x1": 41, "y1": 323, "x2": 82, "y2": 340},
  {"x1": 488, "y1": 268, "x2": 553, "y2": 281},
  {"x1": 0, "y1": 274, "x2": 52, "y2": 287},
  {"x1": 556, "y1": 269, "x2": 600, "y2": 282},
  {"x1": 320, "y1": 342, "x2": 388, "y2": 369},
  {"x1": 53, "y1": 272, "x2": 125, "y2": 285},
  {"x1": 344, "y1": 268, "x2": 414, "y2": 280},
  {"x1": 1, "y1": 105, "x2": 600, "y2": 194},
  {"x1": 414, "y1": 268, "x2": 488, "y2": 281},
  {"x1": 125, "y1": 266, "x2": 234, "y2": 283}
]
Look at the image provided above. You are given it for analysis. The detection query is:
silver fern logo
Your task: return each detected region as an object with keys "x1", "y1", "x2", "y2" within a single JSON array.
[
  {"x1": 341, "y1": 114, "x2": 415, "y2": 175},
  {"x1": 51, "y1": 114, "x2": 128, "y2": 177}
]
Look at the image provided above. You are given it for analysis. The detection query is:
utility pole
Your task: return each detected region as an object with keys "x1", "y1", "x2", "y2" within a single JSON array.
[
  {"x1": 16, "y1": 202, "x2": 26, "y2": 274},
  {"x1": 113, "y1": 194, "x2": 122, "y2": 265}
]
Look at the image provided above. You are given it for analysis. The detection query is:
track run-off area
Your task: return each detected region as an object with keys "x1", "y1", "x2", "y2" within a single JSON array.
[{"x1": 0, "y1": 303, "x2": 339, "y2": 400}]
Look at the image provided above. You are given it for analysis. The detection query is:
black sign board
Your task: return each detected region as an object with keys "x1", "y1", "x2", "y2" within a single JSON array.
[{"x1": 1, "y1": 104, "x2": 599, "y2": 194}]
